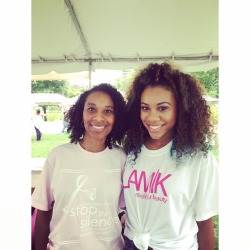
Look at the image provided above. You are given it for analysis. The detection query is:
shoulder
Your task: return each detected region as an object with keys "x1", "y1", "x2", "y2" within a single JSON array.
[
  {"x1": 47, "y1": 142, "x2": 75, "y2": 157},
  {"x1": 197, "y1": 150, "x2": 217, "y2": 165},
  {"x1": 110, "y1": 144, "x2": 126, "y2": 153},
  {"x1": 185, "y1": 150, "x2": 218, "y2": 170},
  {"x1": 109, "y1": 144, "x2": 126, "y2": 161}
]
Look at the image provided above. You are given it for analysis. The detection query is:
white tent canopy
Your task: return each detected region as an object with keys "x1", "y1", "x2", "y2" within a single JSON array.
[{"x1": 32, "y1": 0, "x2": 218, "y2": 81}]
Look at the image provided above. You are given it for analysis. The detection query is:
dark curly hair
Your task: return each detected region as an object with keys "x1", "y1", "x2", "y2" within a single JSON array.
[
  {"x1": 66, "y1": 83, "x2": 127, "y2": 149},
  {"x1": 124, "y1": 61, "x2": 214, "y2": 162}
]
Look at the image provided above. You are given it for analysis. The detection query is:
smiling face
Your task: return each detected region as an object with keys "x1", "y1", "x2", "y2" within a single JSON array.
[
  {"x1": 83, "y1": 91, "x2": 115, "y2": 142},
  {"x1": 140, "y1": 85, "x2": 177, "y2": 148}
]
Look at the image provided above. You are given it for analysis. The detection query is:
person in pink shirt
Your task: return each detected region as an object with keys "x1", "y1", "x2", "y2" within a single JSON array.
[{"x1": 32, "y1": 83, "x2": 127, "y2": 250}]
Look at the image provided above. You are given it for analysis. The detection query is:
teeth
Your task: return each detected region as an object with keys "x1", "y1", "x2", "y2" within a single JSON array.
[
  {"x1": 92, "y1": 125, "x2": 105, "y2": 130},
  {"x1": 149, "y1": 125, "x2": 161, "y2": 130}
]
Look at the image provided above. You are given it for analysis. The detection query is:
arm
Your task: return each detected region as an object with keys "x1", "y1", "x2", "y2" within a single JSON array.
[
  {"x1": 119, "y1": 207, "x2": 126, "y2": 229},
  {"x1": 120, "y1": 213, "x2": 126, "y2": 230},
  {"x1": 197, "y1": 217, "x2": 215, "y2": 250},
  {"x1": 34, "y1": 209, "x2": 52, "y2": 250},
  {"x1": 118, "y1": 210, "x2": 126, "y2": 229}
]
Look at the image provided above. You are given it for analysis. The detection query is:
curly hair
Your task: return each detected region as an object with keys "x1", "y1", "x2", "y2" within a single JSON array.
[
  {"x1": 66, "y1": 83, "x2": 127, "y2": 148},
  {"x1": 124, "y1": 61, "x2": 214, "y2": 162}
]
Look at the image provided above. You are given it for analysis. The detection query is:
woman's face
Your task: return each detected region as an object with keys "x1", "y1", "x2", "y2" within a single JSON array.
[
  {"x1": 83, "y1": 91, "x2": 115, "y2": 141},
  {"x1": 140, "y1": 85, "x2": 177, "y2": 145}
]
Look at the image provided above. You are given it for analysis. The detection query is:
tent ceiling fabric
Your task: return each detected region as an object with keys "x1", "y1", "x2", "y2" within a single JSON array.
[{"x1": 32, "y1": 0, "x2": 218, "y2": 75}]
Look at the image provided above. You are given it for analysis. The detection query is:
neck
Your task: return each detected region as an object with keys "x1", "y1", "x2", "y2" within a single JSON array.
[
  {"x1": 80, "y1": 137, "x2": 106, "y2": 153},
  {"x1": 145, "y1": 136, "x2": 173, "y2": 150}
]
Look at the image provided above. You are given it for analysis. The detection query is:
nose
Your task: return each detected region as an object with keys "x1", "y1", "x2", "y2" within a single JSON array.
[
  {"x1": 93, "y1": 111, "x2": 104, "y2": 122},
  {"x1": 147, "y1": 110, "x2": 160, "y2": 122}
]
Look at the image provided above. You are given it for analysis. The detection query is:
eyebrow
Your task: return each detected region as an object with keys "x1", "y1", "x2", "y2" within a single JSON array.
[
  {"x1": 141, "y1": 101, "x2": 172, "y2": 106},
  {"x1": 86, "y1": 102, "x2": 114, "y2": 109}
]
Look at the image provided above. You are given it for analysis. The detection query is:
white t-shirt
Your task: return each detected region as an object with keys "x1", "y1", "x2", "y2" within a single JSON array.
[
  {"x1": 32, "y1": 114, "x2": 44, "y2": 130},
  {"x1": 32, "y1": 142, "x2": 126, "y2": 250},
  {"x1": 123, "y1": 141, "x2": 219, "y2": 250}
]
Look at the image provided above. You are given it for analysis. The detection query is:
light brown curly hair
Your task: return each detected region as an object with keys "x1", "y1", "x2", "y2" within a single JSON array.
[{"x1": 124, "y1": 62, "x2": 214, "y2": 163}]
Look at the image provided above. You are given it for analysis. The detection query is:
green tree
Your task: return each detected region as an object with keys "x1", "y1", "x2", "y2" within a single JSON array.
[
  {"x1": 31, "y1": 80, "x2": 85, "y2": 121},
  {"x1": 191, "y1": 67, "x2": 219, "y2": 98},
  {"x1": 115, "y1": 67, "x2": 219, "y2": 99},
  {"x1": 31, "y1": 80, "x2": 84, "y2": 98},
  {"x1": 115, "y1": 70, "x2": 137, "y2": 94}
]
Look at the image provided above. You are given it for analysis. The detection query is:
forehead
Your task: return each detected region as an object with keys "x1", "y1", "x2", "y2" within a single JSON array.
[
  {"x1": 85, "y1": 91, "x2": 113, "y2": 105},
  {"x1": 141, "y1": 86, "x2": 175, "y2": 103}
]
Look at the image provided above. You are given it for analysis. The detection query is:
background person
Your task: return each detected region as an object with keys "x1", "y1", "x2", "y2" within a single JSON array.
[
  {"x1": 32, "y1": 108, "x2": 44, "y2": 141},
  {"x1": 61, "y1": 110, "x2": 69, "y2": 133},
  {"x1": 32, "y1": 83, "x2": 127, "y2": 250},
  {"x1": 123, "y1": 62, "x2": 219, "y2": 250}
]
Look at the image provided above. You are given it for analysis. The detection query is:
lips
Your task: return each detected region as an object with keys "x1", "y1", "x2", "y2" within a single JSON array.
[
  {"x1": 91, "y1": 125, "x2": 106, "y2": 131},
  {"x1": 147, "y1": 124, "x2": 164, "y2": 132}
]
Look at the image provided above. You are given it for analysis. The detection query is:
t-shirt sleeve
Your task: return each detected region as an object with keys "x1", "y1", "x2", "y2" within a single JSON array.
[
  {"x1": 192, "y1": 151, "x2": 219, "y2": 221},
  {"x1": 119, "y1": 188, "x2": 125, "y2": 209},
  {"x1": 118, "y1": 150, "x2": 126, "y2": 209},
  {"x1": 31, "y1": 155, "x2": 55, "y2": 211}
]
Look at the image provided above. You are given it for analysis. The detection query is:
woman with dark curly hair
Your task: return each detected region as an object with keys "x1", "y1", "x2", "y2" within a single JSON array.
[
  {"x1": 32, "y1": 83, "x2": 127, "y2": 250},
  {"x1": 122, "y1": 62, "x2": 219, "y2": 250}
]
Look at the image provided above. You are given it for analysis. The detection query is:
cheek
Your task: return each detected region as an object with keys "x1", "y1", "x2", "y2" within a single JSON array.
[
  {"x1": 168, "y1": 111, "x2": 177, "y2": 125},
  {"x1": 82, "y1": 112, "x2": 87, "y2": 121},
  {"x1": 140, "y1": 112, "x2": 146, "y2": 122},
  {"x1": 109, "y1": 116, "x2": 115, "y2": 126},
  {"x1": 82, "y1": 112, "x2": 92, "y2": 124}
]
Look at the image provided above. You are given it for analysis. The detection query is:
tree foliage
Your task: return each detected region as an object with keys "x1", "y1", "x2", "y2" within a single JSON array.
[
  {"x1": 31, "y1": 80, "x2": 84, "y2": 98},
  {"x1": 115, "y1": 67, "x2": 219, "y2": 99},
  {"x1": 115, "y1": 70, "x2": 137, "y2": 94},
  {"x1": 31, "y1": 67, "x2": 219, "y2": 99},
  {"x1": 31, "y1": 80, "x2": 86, "y2": 121},
  {"x1": 190, "y1": 67, "x2": 219, "y2": 98}
]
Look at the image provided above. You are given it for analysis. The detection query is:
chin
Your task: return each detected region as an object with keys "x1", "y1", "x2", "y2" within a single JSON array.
[{"x1": 148, "y1": 134, "x2": 162, "y2": 140}]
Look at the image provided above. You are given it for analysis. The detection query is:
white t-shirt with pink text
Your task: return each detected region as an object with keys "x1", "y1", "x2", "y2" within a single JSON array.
[
  {"x1": 32, "y1": 142, "x2": 126, "y2": 250},
  {"x1": 123, "y1": 141, "x2": 219, "y2": 250}
]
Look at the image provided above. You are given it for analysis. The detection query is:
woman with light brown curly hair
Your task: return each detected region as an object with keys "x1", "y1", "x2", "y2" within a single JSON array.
[{"x1": 122, "y1": 62, "x2": 219, "y2": 250}]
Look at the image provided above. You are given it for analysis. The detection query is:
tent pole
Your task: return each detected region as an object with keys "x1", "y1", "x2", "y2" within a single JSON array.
[{"x1": 88, "y1": 61, "x2": 92, "y2": 88}]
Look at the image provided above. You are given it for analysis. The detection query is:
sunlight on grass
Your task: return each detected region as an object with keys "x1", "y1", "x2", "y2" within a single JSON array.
[
  {"x1": 31, "y1": 133, "x2": 70, "y2": 158},
  {"x1": 213, "y1": 215, "x2": 219, "y2": 250}
]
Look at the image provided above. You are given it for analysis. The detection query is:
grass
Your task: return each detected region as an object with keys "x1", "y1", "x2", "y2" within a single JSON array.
[
  {"x1": 31, "y1": 134, "x2": 219, "y2": 249},
  {"x1": 31, "y1": 133, "x2": 70, "y2": 158},
  {"x1": 214, "y1": 215, "x2": 219, "y2": 250}
]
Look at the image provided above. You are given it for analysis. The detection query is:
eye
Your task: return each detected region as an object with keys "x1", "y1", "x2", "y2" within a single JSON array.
[
  {"x1": 158, "y1": 106, "x2": 169, "y2": 111},
  {"x1": 104, "y1": 109, "x2": 114, "y2": 114},
  {"x1": 87, "y1": 107, "x2": 96, "y2": 112},
  {"x1": 141, "y1": 106, "x2": 149, "y2": 111}
]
